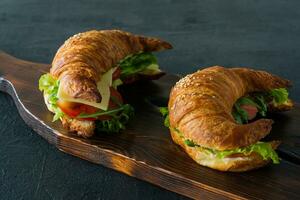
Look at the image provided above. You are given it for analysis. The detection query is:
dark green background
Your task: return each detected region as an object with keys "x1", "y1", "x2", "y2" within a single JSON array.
[{"x1": 1, "y1": 0, "x2": 300, "y2": 199}]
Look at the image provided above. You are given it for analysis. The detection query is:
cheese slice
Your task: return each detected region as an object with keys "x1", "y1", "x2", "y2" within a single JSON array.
[
  {"x1": 57, "y1": 68, "x2": 116, "y2": 111},
  {"x1": 96, "y1": 67, "x2": 115, "y2": 110}
]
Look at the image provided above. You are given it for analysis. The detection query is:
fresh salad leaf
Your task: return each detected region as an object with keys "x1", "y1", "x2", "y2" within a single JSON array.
[
  {"x1": 159, "y1": 107, "x2": 170, "y2": 127},
  {"x1": 236, "y1": 97, "x2": 260, "y2": 107},
  {"x1": 233, "y1": 100, "x2": 250, "y2": 124},
  {"x1": 119, "y1": 52, "x2": 159, "y2": 79},
  {"x1": 39, "y1": 73, "x2": 57, "y2": 92},
  {"x1": 254, "y1": 95, "x2": 268, "y2": 117},
  {"x1": 233, "y1": 96, "x2": 268, "y2": 124},
  {"x1": 39, "y1": 73, "x2": 64, "y2": 121},
  {"x1": 213, "y1": 142, "x2": 280, "y2": 164},
  {"x1": 184, "y1": 139, "x2": 198, "y2": 147},
  {"x1": 95, "y1": 104, "x2": 134, "y2": 132},
  {"x1": 232, "y1": 88, "x2": 289, "y2": 124},
  {"x1": 232, "y1": 108, "x2": 244, "y2": 124},
  {"x1": 112, "y1": 78, "x2": 123, "y2": 89},
  {"x1": 158, "y1": 107, "x2": 280, "y2": 163},
  {"x1": 77, "y1": 104, "x2": 131, "y2": 118},
  {"x1": 270, "y1": 88, "x2": 289, "y2": 105},
  {"x1": 172, "y1": 126, "x2": 280, "y2": 163}
]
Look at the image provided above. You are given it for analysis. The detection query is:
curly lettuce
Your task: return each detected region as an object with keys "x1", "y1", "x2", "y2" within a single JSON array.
[
  {"x1": 270, "y1": 88, "x2": 289, "y2": 105},
  {"x1": 39, "y1": 73, "x2": 64, "y2": 121},
  {"x1": 119, "y1": 52, "x2": 160, "y2": 79},
  {"x1": 159, "y1": 107, "x2": 170, "y2": 127},
  {"x1": 184, "y1": 139, "x2": 279, "y2": 163},
  {"x1": 95, "y1": 104, "x2": 134, "y2": 133}
]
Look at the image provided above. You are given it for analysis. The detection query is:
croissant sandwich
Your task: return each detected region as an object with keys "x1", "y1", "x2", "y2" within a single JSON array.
[
  {"x1": 160, "y1": 66, "x2": 293, "y2": 172},
  {"x1": 39, "y1": 30, "x2": 172, "y2": 137}
]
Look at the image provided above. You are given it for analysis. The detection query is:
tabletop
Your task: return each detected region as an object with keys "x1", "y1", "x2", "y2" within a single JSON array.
[{"x1": 1, "y1": 0, "x2": 300, "y2": 199}]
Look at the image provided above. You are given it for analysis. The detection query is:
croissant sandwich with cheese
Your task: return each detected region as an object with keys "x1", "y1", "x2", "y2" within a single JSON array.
[
  {"x1": 161, "y1": 66, "x2": 293, "y2": 172},
  {"x1": 39, "y1": 30, "x2": 172, "y2": 137}
]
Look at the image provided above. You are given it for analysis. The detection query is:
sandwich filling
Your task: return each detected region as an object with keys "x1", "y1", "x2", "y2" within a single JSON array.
[
  {"x1": 39, "y1": 52, "x2": 162, "y2": 132},
  {"x1": 160, "y1": 88, "x2": 291, "y2": 164},
  {"x1": 232, "y1": 88, "x2": 290, "y2": 124}
]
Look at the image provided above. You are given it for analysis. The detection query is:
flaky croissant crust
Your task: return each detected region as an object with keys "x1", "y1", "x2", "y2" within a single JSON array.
[
  {"x1": 48, "y1": 30, "x2": 172, "y2": 137},
  {"x1": 50, "y1": 30, "x2": 172, "y2": 102},
  {"x1": 168, "y1": 66, "x2": 291, "y2": 151}
]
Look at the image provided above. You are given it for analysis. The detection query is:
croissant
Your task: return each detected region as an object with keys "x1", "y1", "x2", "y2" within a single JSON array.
[
  {"x1": 167, "y1": 66, "x2": 293, "y2": 171},
  {"x1": 40, "y1": 30, "x2": 172, "y2": 137},
  {"x1": 51, "y1": 30, "x2": 172, "y2": 102}
]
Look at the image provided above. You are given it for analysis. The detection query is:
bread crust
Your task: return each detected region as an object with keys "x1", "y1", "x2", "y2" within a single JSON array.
[
  {"x1": 269, "y1": 99, "x2": 294, "y2": 112},
  {"x1": 61, "y1": 116, "x2": 95, "y2": 138},
  {"x1": 51, "y1": 30, "x2": 172, "y2": 102},
  {"x1": 168, "y1": 66, "x2": 291, "y2": 151},
  {"x1": 47, "y1": 30, "x2": 172, "y2": 136}
]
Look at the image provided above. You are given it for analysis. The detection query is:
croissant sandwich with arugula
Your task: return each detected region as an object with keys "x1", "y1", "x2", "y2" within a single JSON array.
[
  {"x1": 161, "y1": 66, "x2": 293, "y2": 172},
  {"x1": 39, "y1": 30, "x2": 172, "y2": 137}
]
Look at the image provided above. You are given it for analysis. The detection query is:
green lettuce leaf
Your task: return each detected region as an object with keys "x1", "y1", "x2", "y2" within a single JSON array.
[
  {"x1": 112, "y1": 78, "x2": 123, "y2": 89},
  {"x1": 232, "y1": 88, "x2": 289, "y2": 124},
  {"x1": 184, "y1": 139, "x2": 197, "y2": 147},
  {"x1": 233, "y1": 96, "x2": 268, "y2": 124},
  {"x1": 213, "y1": 142, "x2": 280, "y2": 163},
  {"x1": 159, "y1": 107, "x2": 170, "y2": 127},
  {"x1": 119, "y1": 52, "x2": 160, "y2": 78},
  {"x1": 39, "y1": 73, "x2": 64, "y2": 121},
  {"x1": 180, "y1": 136, "x2": 279, "y2": 163},
  {"x1": 192, "y1": 138, "x2": 279, "y2": 164},
  {"x1": 233, "y1": 101, "x2": 250, "y2": 124},
  {"x1": 236, "y1": 96, "x2": 260, "y2": 107},
  {"x1": 270, "y1": 88, "x2": 289, "y2": 105},
  {"x1": 254, "y1": 95, "x2": 268, "y2": 117},
  {"x1": 95, "y1": 104, "x2": 134, "y2": 132}
]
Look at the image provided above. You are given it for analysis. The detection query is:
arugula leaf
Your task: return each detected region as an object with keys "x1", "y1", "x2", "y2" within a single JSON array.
[
  {"x1": 254, "y1": 95, "x2": 267, "y2": 116},
  {"x1": 232, "y1": 88, "x2": 289, "y2": 124},
  {"x1": 119, "y1": 52, "x2": 159, "y2": 79},
  {"x1": 236, "y1": 97, "x2": 260, "y2": 107},
  {"x1": 270, "y1": 88, "x2": 289, "y2": 105},
  {"x1": 232, "y1": 109, "x2": 244, "y2": 124},
  {"x1": 77, "y1": 104, "x2": 130, "y2": 118},
  {"x1": 233, "y1": 96, "x2": 267, "y2": 124},
  {"x1": 233, "y1": 102, "x2": 249, "y2": 124},
  {"x1": 159, "y1": 107, "x2": 170, "y2": 127},
  {"x1": 39, "y1": 73, "x2": 64, "y2": 121},
  {"x1": 95, "y1": 104, "x2": 134, "y2": 133}
]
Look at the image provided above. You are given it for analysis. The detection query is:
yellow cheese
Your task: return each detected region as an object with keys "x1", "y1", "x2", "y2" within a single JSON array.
[
  {"x1": 96, "y1": 67, "x2": 115, "y2": 110},
  {"x1": 57, "y1": 68, "x2": 116, "y2": 111}
]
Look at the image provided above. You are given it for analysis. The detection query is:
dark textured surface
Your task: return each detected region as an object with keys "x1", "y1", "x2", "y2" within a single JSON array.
[{"x1": 0, "y1": 0, "x2": 300, "y2": 199}]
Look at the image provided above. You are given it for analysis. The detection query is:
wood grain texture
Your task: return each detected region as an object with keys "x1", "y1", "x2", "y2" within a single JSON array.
[{"x1": 0, "y1": 51, "x2": 299, "y2": 199}]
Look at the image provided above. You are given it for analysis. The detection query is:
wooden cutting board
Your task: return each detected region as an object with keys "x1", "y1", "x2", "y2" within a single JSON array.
[{"x1": 0, "y1": 51, "x2": 299, "y2": 200}]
